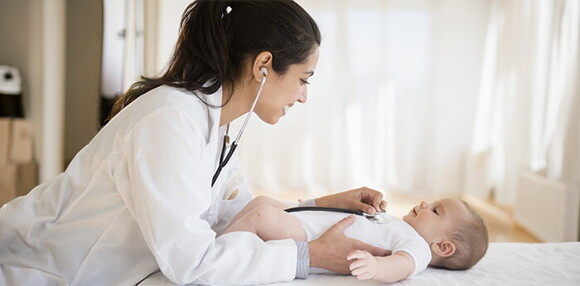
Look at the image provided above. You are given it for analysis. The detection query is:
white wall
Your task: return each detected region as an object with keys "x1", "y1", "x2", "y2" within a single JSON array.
[{"x1": 155, "y1": 0, "x2": 192, "y2": 73}]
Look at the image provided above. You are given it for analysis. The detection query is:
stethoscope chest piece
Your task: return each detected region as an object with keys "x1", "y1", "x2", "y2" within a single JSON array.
[{"x1": 367, "y1": 211, "x2": 390, "y2": 224}]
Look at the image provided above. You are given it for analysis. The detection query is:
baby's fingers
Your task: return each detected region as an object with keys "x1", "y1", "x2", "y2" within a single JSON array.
[
  {"x1": 347, "y1": 250, "x2": 370, "y2": 261},
  {"x1": 351, "y1": 265, "x2": 373, "y2": 280},
  {"x1": 348, "y1": 258, "x2": 367, "y2": 272}
]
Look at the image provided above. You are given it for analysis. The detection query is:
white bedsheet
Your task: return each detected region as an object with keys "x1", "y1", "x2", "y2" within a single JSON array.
[{"x1": 139, "y1": 242, "x2": 580, "y2": 286}]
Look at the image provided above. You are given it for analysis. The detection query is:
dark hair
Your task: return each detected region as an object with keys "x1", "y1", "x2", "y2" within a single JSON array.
[
  {"x1": 433, "y1": 200, "x2": 489, "y2": 270},
  {"x1": 107, "y1": 0, "x2": 321, "y2": 121}
]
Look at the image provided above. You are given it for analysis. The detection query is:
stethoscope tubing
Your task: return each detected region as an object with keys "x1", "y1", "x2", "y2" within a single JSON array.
[
  {"x1": 211, "y1": 141, "x2": 238, "y2": 187},
  {"x1": 211, "y1": 73, "x2": 267, "y2": 187},
  {"x1": 285, "y1": 206, "x2": 368, "y2": 217},
  {"x1": 234, "y1": 75, "x2": 266, "y2": 144}
]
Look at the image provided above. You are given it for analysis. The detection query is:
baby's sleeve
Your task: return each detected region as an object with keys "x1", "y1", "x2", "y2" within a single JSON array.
[{"x1": 395, "y1": 237, "x2": 432, "y2": 276}]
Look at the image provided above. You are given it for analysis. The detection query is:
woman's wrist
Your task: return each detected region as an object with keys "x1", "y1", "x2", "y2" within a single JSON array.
[
  {"x1": 314, "y1": 195, "x2": 332, "y2": 207},
  {"x1": 307, "y1": 240, "x2": 322, "y2": 269}
]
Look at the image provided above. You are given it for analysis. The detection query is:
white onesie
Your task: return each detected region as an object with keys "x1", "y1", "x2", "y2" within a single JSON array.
[{"x1": 290, "y1": 211, "x2": 431, "y2": 276}]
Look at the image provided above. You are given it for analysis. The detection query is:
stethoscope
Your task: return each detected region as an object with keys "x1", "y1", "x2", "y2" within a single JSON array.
[
  {"x1": 285, "y1": 206, "x2": 391, "y2": 224},
  {"x1": 211, "y1": 67, "x2": 269, "y2": 187}
]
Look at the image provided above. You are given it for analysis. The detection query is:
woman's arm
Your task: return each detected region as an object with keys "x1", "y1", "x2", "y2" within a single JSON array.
[
  {"x1": 315, "y1": 187, "x2": 387, "y2": 215},
  {"x1": 347, "y1": 250, "x2": 415, "y2": 283}
]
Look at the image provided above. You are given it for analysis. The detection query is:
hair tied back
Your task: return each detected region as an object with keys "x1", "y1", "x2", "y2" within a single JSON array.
[{"x1": 221, "y1": 5, "x2": 233, "y2": 19}]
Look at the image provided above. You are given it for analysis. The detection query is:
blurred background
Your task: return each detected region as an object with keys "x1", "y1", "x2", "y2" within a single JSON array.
[{"x1": 0, "y1": 0, "x2": 578, "y2": 243}]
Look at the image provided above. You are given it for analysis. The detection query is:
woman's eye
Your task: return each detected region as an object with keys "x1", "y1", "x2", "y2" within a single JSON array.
[{"x1": 300, "y1": 79, "x2": 310, "y2": 85}]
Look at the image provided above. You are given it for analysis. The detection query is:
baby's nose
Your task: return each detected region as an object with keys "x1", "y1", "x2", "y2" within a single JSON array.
[{"x1": 420, "y1": 201, "x2": 428, "y2": 209}]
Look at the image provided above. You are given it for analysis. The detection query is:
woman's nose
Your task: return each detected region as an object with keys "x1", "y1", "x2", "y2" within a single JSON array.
[{"x1": 297, "y1": 88, "x2": 307, "y2": 103}]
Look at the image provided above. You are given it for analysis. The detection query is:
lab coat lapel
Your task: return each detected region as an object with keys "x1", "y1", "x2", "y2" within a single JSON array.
[{"x1": 198, "y1": 88, "x2": 225, "y2": 190}]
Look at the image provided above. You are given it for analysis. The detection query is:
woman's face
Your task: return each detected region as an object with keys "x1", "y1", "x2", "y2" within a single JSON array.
[{"x1": 254, "y1": 47, "x2": 320, "y2": 124}]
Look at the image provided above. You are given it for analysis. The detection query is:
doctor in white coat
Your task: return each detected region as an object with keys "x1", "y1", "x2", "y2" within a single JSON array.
[{"x1": 0, "y1": 0, "x2": 389, "y2": 285}]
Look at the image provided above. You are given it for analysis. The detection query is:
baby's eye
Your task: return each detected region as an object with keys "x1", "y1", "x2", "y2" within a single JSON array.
[{"x1": 432, "y1": 208, "x2": 439, "y2": 215}]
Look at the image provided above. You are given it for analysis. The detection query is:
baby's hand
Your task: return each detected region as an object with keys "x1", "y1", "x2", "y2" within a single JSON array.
[{"x1": 347, "y1": 250, "x2": 378, "y2": 280}]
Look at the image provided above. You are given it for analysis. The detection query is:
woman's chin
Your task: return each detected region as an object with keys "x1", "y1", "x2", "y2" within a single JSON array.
[
  {"x1": 257, "y1": 113, "x2": 281, "y2": 125},
  {"x1": 268, "y1": 117, "x2": 281, "y2": 125}
]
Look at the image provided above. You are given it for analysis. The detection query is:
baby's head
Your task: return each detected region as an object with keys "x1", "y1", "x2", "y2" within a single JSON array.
[{"x1": 402, "y1": 198, "x2": 488, "y2": 270}]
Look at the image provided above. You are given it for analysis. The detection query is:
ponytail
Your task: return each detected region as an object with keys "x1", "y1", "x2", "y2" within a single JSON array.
[{"x1": 107, "y1": 0, "x2": 320, "y2": 122}]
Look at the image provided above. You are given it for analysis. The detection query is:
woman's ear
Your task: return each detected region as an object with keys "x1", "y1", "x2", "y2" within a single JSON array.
[
  {"x1": 430, "y1": 240, "x2": 456, "y2": 257},
  {"x1": 252, "y1": 51, "x2": 273, "y2": 83}
]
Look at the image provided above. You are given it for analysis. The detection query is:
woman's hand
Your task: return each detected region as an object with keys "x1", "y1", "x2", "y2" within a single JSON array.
[
  {"x1": 308, "y1": 215, "x2": 391, "y2": 274},
  {"x1": 315, "y1": 187, "x2": 386, "y2": 215}
]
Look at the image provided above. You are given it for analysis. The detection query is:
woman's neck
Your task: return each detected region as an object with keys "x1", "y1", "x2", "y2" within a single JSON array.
[{"x1": 219, "y1": 82, "x2": 255, "y2": 126}]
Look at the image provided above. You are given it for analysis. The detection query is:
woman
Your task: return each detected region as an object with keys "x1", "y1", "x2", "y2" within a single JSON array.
[{"x1": 0, "y1": 1, "x2": 389, "y2": 285}]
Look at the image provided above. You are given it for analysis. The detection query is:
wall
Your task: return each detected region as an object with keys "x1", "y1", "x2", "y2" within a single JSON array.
[
  {"x1": 0, "y1": 0, "x2": 65, "y2": 183},
  {"x1": 0, "y1": 1, "x2": 33, "y2": 113},
  {"x1": 64, "y1": 0, "x2": 102, "y2": 163}
]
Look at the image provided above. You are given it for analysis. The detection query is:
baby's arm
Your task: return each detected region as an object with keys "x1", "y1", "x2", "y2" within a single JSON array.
[{"x1": 347, "y1": 250, "x2": 414, "y2": 283}]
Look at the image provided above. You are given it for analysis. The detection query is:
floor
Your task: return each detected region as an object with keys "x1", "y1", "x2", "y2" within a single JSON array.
[{"x1": 255, "y1": 190, "x2": 541, "y2": 243}]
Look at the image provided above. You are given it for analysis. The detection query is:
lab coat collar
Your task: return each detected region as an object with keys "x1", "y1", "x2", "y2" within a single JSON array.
[
  {"x1": 197, "y1": 86, "x2": 225, "y2": 145},
  {"x1": 197, "y1": 87, "x2": 229, "y2": 181}
]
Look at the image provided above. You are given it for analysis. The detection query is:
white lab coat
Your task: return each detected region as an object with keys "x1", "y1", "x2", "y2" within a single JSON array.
[{"x1": 0, "y1": 85, "x2": 297, "y2": 285}]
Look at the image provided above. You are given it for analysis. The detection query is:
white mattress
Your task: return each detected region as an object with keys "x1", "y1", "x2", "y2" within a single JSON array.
[{"x1": 139, "y1": 242, "x2": 580, "y2": 285}]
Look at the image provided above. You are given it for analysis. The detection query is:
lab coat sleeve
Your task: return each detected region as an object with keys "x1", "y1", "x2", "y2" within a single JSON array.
[{"x1": 115, "y1": 107, "x2": 297, "y2": 285}]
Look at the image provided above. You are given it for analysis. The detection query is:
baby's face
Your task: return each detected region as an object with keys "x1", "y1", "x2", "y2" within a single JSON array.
[{"x1": 402, "y1": 198, "x2": 468, "y2": 244}]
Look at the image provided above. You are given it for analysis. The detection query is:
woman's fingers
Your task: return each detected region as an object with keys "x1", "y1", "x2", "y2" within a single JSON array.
[
  {"x1": 379, "y1": 200, "x2": 387, "y2": 211},
  {"x1": 328, "y1": 214, "x2": 356, "y2": 233},
  {"x1": 352, "y1": 201, "x2": 375, "y2": 215},
  {"x1": 316, "y1": 187, "x2": 387, "y2": 214},
  {"x1": 360, "y1": 188, "x2": 386, "y2": 212},
  {"x1": 308, "y1": 215, "x2": 357, "y2": 274},
  {"x1": 353, "y1": 240, "x2": 391, "y2": 257},
  {"x1": 308, "y1": 215, "x2": 390, "y2": 274}
]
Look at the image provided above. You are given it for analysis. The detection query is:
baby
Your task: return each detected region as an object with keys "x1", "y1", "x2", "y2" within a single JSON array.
[{"x1": 222, "y1": 195, "x2": 488, "y2": 283}]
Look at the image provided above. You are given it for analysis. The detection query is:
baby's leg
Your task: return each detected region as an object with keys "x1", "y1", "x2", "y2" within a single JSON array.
[
  {"x1": 228, "y1": 195, "x2": 291, "y2": 228},
  {"x1": 224, "y1": 205, "x2": 307, "y2": 241}
]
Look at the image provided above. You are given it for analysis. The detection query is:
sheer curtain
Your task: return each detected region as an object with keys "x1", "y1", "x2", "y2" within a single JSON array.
[
  {"x1": 465, "y1": 0, "x2": 579, "y2": 204},
  {"x1": 148, "y1": 0, "x2": 577, "y2": 202},
  {"x1": 236, "y1": 0, "x2": 491, "y2": 197}
]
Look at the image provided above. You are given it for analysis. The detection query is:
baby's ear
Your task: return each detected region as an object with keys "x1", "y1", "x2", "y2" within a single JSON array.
[{"x1": 431, "y1": 240, "x2": 456, "y2": 257}]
